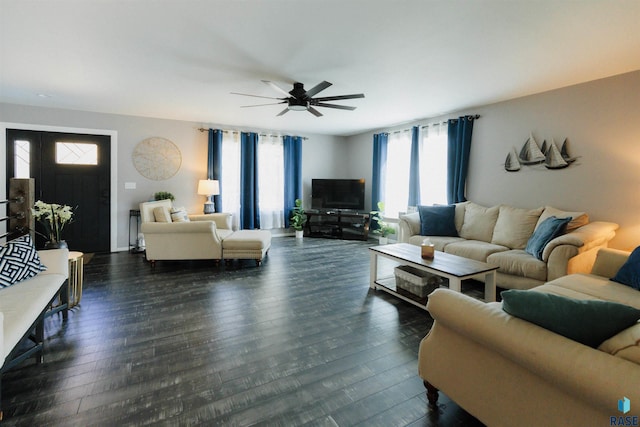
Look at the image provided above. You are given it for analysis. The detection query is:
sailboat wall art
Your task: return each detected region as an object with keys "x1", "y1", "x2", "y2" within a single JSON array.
[{"x1": 504, "y1": 133, "x2": 579, "y2": 172}]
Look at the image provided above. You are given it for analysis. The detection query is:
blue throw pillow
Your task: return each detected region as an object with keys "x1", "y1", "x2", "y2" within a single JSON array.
[
  {"x1": 417, "y1": 205, "x2": 458, "y2": 237},
  {"x1": 502, "y1": 289, "x2": 640, "y2": 348},
  {"x1": 525, "y1": 216, "x2": 571, "y2": 260},
  {"x1": 0, "y1": 234, "x2": 47, "y2": 288},
  {"x1": 611, "y1": 246, "x2": 640, "y2": 290}
]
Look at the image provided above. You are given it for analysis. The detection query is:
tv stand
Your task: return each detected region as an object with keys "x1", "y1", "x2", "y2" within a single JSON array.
[{"x1": 305, "y1": 210, "x2": 370, "y2": 241}]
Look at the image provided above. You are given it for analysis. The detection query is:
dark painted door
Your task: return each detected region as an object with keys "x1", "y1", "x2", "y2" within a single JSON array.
[{"x1": 6, "y1": 129, "x2": 111, "y2": 253}]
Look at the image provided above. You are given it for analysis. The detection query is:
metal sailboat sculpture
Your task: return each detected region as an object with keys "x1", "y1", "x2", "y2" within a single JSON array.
[
  {"x1": 518, "y1": 133, "x2": 545, "y2": 165},
  {"x1": 545, "y1": 138, "x2": 569, "y2": 169},
  {"x1": 560, "y1": 138, "x2": 577, "y2": 164},
  {"x1": 505, "y1": 148, "x2": 521, "y2": 172}
]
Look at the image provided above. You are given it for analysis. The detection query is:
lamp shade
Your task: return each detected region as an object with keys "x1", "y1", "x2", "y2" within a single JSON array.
[{"x1": 197, "y1": 179, "x2": 220, "y2": 196}]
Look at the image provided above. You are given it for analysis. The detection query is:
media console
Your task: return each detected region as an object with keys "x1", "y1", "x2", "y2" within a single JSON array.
[{"x1": 304, "y1": 210, "x2": 371, "y2": 241}]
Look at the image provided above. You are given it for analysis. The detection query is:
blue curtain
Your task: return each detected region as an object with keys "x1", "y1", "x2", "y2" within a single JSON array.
[
  {"x1": 207, "y1": 129, "x2": 223, "y2": 212},
  {"x1": 408, "y1": 126, "x2": 421, "y2": 206},
  {"x1": 283, "y1": 135, "x2": 303, "y2": 228},
  {"x1": 240, "y1": 132, "x2": 260, "y2": 229},
  {"x1": 447, "y1": 116, "x2": 476, "y2": 204},
  {"x1": 371, "y1": 133, "x2": 388, "y2": 212}
]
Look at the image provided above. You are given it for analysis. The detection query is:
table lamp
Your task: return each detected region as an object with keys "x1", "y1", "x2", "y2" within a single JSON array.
[{"x1": 197, "y1": 179, "x2": 219, "y2": 214}]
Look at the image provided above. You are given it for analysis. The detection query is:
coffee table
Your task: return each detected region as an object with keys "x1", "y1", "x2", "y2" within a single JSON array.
[{"x1": 369, "y1": 243, "x2": 498, "y2": 310}]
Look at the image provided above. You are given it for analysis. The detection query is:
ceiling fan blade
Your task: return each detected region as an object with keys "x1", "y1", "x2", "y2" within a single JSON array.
[
  {"x1": 313, "y1": 93, "x2": 365, "y2": 102},
  {"x1": 308, "y1": 106, "x2": 323, "y2": 117},
  {"x1": 262, "y1": 80, "x2": 293, "y2": 98},
  {"x1": 276, "y1": 108, "x2": 290, "y2": 116},
  {"x1": 241, "y1": 101, "x2": 287, "y2": 108},
  {"x1": 304, "y1": 81, "x2": 332, "y2": 98},
  {"x1": 313, "y1": 102, "x2": 357, "y2": 111},
  {"x1": 230, "y1": 92, "x2": 283, "y2": 100}
]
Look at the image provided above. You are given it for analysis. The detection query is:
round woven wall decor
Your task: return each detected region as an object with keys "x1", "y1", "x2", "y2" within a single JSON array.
[{"x1": 132, "y1": 137, "x2": 182, "y2": 180}]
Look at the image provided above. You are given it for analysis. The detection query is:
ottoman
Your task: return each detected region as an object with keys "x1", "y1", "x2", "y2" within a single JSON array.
[{"x1": 222, "y1": 230, "x2": 272, "y2": 266}]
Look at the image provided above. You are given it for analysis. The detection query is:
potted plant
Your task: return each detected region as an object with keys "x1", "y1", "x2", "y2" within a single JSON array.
[
  {"x1": 31, "y1": 200, "x2": 75, "y2": 249},
  {"x1": 154, "y1": 191, "x2": 175, "y2": 202},
  {"x1": 370, "y1": 201, "x2": 395, "y2": 244},
  {"x1": 290, "y1": 199, "x2": 306, "y2": 239}
]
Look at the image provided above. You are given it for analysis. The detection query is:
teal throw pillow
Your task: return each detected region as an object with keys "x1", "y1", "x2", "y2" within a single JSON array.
[
  {"x1": 525, "y1": 216, "x2": 571, "y2": 260},
  {"x1": 501, "y1": 289, "x2": 640, "y2": 348},
  {"x1": 417, "y1": 205, "x2": 458, "y2": 237},
  {"x1": 611, "y1": 246, "x2": 640, "y2": 290}
]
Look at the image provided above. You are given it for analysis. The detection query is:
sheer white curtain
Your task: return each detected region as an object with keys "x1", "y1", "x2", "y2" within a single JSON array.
[
  {"x1": 419, "y1": 122, "x2": 448, "y2": 206},
  {"x1": 221, "y1": 131, "x2": 241, "y2": 230},
  {"x1": 384, "y1": 130, "x2": 412, "y2": 218},
  {"x1": 257, "y1": 134, "x2": 285, "y2": 229}
]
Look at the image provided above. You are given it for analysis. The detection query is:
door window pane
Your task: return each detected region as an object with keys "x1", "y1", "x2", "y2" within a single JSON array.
[
  {"x1": 14, "y1": 140, "x2": 30, "y2": 178},
  {"x1": 56, "y1": 142, "x2": 98, "y2": 165}
]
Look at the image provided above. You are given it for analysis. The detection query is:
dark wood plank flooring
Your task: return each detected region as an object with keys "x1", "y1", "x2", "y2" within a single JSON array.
[{"x1": 2, "y1": 237, "x2": 484, "y2": 426}]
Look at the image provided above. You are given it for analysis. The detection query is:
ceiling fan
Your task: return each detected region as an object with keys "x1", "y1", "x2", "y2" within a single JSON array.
[{"x1": 231, "y1": 80, "x2": 364, "y2": 117}]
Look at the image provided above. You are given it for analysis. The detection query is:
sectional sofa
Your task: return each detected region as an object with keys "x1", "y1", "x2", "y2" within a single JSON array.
[
  {"x1": 399, "y1": 202, "x2": 619, "y2": 290},
  {"x1": 418, "y1": 248, "x2": 640, "y2": 426},
  {"x1": 140, "y1": 199, "x2": 271, "y2": 266}
]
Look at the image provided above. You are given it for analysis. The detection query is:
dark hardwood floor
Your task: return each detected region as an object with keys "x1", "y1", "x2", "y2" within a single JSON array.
[{"x1": 2, "y1": 237, "x2": 484, "y2": 426}]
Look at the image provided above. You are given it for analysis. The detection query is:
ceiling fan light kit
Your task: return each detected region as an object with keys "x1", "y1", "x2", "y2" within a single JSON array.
[{"x1": 232, "y1": 80, "x2": 364, "y2": 117}]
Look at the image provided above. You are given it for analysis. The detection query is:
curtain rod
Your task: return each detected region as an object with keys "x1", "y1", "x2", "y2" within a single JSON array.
[
  {"x1": 385, "y1": 114, "x2": 481, "y2": 135},
  {"x1": 198, "y1": 127, "x2": 308, "y2": 140}
]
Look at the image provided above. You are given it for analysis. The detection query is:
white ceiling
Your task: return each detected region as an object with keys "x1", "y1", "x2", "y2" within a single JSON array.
[{"x1": 1, "y1": 0, "x2": 639, "y2": 137}]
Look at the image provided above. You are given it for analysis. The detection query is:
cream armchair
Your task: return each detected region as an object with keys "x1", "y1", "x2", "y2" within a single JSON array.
[{"x1": 139, "y1": 199, "x2": 233, "y2": 265}]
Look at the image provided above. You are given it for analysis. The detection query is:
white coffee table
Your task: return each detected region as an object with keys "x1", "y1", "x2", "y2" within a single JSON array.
[{"x1": 369, "y1": 243, "x2": 498, "y2": 310}]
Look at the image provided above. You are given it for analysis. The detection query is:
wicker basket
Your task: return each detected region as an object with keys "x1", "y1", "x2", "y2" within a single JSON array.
[{"x1": 394, "y1": 265, "x2": 444, "y2": 302}]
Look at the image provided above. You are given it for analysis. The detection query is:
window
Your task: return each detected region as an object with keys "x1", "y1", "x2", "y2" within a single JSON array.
[
  {"x1": 419, "y1": 122, "x2": 448, "y2": 206},
  {"x1": 56, "y1": 142, "x2": 98, "y2": 165},
  {"x1": 257, "y1": 135, "x2": 285, "y2": 229},
  {"x1": 14, "y1": 140, "x2": 30, "y2": 178},
  {"x1": 219, "y1": 132, "x2": 286, "y2": 230},
  {"x1": 383, "y1": 131, "x2": 412, "y2": 218},
  {"x1": 221, "y1": 132, "x2": 241, "y2": 230},
  {"x1": 380, "y1": 123, "x2": 449, "y2": 218}
]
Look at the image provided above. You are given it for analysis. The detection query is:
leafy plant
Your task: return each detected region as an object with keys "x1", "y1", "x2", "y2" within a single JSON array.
[
  {"x1": 370, "y1": 201, "x2": 395, "y2": 237},
  {"x1": 154, "y1": 191, "x2": 175, "y2": 201},
  {"x1": 290, "y1": 199, "x2": 307, "y2": 231},
  {"x1": 31, "y1": 200, "x2": 75, "y2": 243}
]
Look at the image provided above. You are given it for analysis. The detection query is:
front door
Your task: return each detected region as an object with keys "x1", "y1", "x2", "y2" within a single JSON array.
[{"x1": 6, "y1": 129, "x2": 111, "y2": 253}]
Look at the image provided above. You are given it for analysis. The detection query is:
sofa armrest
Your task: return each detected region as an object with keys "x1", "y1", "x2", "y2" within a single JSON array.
[
  {"x1": 189, "y1": 213, "x2": 233, "y2": 230},
  {"x1": 542, "y1": 221, "x2": 619, "y2": 261},
  {"x1": 591, "y1": 248, "x2": 630, "y2": 278},
  {"x1": 37, "y1": 248, "x2": 69, "y2": 278},
  {"x1": 423, "y1": 288, "x2": 640, "y2": 413},
  {"x1": 398, "y1": 212, "x2": 421, "y2": 242}
]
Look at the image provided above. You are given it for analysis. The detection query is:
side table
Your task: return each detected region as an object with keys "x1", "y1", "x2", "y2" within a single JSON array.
[{"x1": 68, "y1": 251, "x2": 84, "y2": 308}]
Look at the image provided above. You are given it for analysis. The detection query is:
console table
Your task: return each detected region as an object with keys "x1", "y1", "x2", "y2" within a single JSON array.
[{"x1": 305, "y1": 210, "x2": 370, "y2": 240}]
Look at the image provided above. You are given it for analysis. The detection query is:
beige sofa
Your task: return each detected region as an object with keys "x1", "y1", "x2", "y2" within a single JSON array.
[
  {"x1": 1, "y1": 247, "x2": 69, "y2": 420},
  {"x1": 399, "y1": 202, "x2": 619, "y2": 290},
  {"x1": 140, "y1": 199, "x2": 234, "y2": 264},
  {"x1": 140, "y1": 199, "x2": 271, "y2": 266},
  {"x1": 418, "y1": 248, "x2": 640, "y2": 427}
]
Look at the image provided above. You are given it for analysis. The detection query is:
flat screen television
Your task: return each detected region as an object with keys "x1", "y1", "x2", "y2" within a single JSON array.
[{"x1": 311, "y1": 178, "x2": 365, "y2": 211}]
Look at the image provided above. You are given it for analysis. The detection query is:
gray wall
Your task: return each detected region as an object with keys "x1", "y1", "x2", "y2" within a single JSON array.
[
  {"x1": 0, "y1": 104, "x2": 347, "y2": 250},
  {"x1": 345, "y1": 70, "x2": 640, "y2": 250},
  {"x1": 3, "y1": 70, "x2": 639, "y2": 251}
]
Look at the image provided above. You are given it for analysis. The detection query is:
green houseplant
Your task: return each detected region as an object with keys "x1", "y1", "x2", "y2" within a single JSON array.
[
  {"x1": 290, "y1": 199, "x2": 306, "y2": 238},
  {"x1": 154, "y1": 191, "x2": 175, "y2": 202},
  {"x1": 370, "y1": 201, "x2": 395, "y2": 244}
]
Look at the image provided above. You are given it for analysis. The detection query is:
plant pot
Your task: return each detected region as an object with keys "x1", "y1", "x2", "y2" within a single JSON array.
[
  {"x1": 45, "y1": 240, "x2": 68, "y2": 249},
  {"x1": 295, "y1": 230, "x2": 304, "y2": 239},
  {"x1": 379, "y1": 236, "x2": 388, "y2": 245}
]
